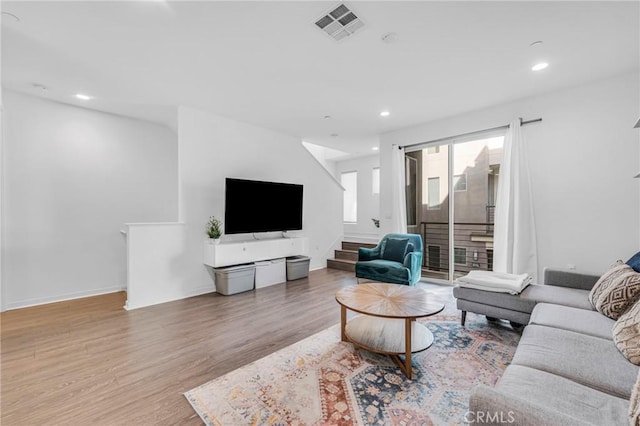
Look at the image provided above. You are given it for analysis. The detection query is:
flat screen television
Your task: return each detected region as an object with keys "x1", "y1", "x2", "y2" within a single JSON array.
[{"x1": 224, "y1": 178, "x2": 303, "y2": 234}]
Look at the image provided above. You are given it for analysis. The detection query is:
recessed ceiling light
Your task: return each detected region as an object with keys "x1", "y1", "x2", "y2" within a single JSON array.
[
  {"x1": 531, "y1": 62, "x2": 549, "y2": 71},
  {"x1": 75, "y1": 93, "x2": 92, "y2": 100},
  {"x1": 380, "y1": 111, "x2": 390, "y2": 117},
  {"x1": 372, "y1": 147, "x2": 379, "y2": 151}
]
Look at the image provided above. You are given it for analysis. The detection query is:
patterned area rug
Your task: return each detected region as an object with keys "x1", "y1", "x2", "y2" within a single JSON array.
[{"x1": 185, "y1": 295, "x2": 521, "y2": 425}]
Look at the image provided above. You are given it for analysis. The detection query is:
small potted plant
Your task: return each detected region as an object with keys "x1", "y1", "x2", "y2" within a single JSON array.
[{"x1": 206, "y1": 216, "x2": 223, "y2": 244}]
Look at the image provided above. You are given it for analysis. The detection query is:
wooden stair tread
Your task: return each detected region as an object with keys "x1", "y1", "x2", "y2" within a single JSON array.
[{"x1": 327, "y1": 258, "x2": 356, "y2": 272}]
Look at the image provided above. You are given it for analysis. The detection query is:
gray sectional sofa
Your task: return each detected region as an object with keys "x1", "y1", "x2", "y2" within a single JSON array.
[{"x1": 455, "y1": 269, "x2": 638, "y2": 425}]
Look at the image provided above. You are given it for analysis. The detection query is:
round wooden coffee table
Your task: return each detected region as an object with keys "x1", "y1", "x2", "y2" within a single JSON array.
[{"x1": 335, "y1": 283, "x2": 445, "y2": 379}]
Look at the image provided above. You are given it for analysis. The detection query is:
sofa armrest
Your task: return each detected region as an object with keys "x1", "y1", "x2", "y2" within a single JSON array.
[
  {"x1": 469, "y1": 385, "x2": 585, "y2": 425},
  {"x1": 358, "y1": 246, "x2": 381, "y2": 261},
  {"x1": 543, "y1": 267, "x2": 601, "y2": 290}
]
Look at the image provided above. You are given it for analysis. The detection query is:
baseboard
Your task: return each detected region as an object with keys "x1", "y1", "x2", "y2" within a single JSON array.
[{"x1": 5, "y1": 285, "x2": 127, "y2": 311}]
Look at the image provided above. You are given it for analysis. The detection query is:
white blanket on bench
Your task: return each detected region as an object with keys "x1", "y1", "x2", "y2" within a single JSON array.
[{"x1": 456, "y1": 271, "x2": 532, "y2": 295}]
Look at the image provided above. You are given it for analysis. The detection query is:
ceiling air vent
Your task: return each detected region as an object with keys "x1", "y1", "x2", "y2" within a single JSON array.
[{"x1": 314, "y1": 3, "x2": 364, "y2": 42}]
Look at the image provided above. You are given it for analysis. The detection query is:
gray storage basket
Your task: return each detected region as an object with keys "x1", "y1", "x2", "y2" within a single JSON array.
[{"x1": 286, "y1": 256, "x2": 310, "y2": 280}]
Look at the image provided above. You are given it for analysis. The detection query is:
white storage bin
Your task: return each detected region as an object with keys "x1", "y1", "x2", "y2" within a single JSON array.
[
  {"x1": 255, "y1": 258, "x2": 286, "y2": 289},
  {"x1": 214, "y1": 263, "x2": 255, "y2": 295}
]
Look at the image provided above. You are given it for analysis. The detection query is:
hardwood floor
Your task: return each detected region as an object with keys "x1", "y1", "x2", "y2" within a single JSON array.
[{"x1": 1, "y1": 268, "x2": 361, "y2": 425}]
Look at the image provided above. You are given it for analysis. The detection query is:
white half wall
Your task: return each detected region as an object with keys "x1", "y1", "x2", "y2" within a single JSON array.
[
  {"x1": 177, "y1": 106, "x2": 343, "y2": 294},
  {"x1": 335, "y1": 154, "x2": 382, "y2": 242},
  {"x1": 380, "y1": 72, "x2": 640, "y2": 278},
  {"x1": 2, "y1": 91, "x2": 178, "y2": 310},
  {"x1": 124, "y1": 223, "x2": 205, "y2": 310}
]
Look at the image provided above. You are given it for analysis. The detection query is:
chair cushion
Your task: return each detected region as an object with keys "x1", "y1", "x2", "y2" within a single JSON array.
[
  {"x1": 355, "y1": 259, "x2": 410, "y2": 284},
  {"x1": 613, "y1": 298, "x2": 640, "y2": 365},
  {"x1": 381, "y1": 238, "x2": 409, "y2": 262},
  {"x1": 628, "y1": 251, "x2": 640, "y2": 273},
  {"x1": 589, "y1": 261, "x2": 640, "y2": 319}
]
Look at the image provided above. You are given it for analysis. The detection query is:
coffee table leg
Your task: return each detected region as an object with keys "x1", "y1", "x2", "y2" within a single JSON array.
[
  {"x1": 405, "y1": 318, "x2": 412, "y2": 380},
  {"x1": 340, "y1": 305, "x2": 347, "y2": 342}
]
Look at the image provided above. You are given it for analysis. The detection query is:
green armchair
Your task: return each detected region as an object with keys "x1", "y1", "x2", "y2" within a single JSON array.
[{"x1": 355, "y1": 233, "x2": 423, "y2": 286}]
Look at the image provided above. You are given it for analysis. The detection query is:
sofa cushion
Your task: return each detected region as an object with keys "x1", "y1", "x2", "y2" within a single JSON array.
[
  {"x1": 381, "y1": 238, "x2": 409, "y2": 262},
  {"x1": 529, "y1": 303, "x2": 615, "y2": 340},
  {"x1": 613, "y1": 298, "x2": 640, "y2": 365},
  {"x1": 495, "y1": 365, "x2": 630, "y2": 426},
  {"x1": 511, "y1": 324, "x2": 638, "y2": 399},
  {"x1": 628, "y1": 251, "x2": 640, "y2": 273},
  {"x1": 593, "y1": 264, "x2": 640, "y2": 320},
  {"x1": 522, "y1": 285, "x2": 593, "y2": 311},
  {"x1": 631, "y1": 370, "x2": 640, "y2": 426},
  {"x1": 457, "y1": 299, "x2": 532, "y2": 325},
  {"x1": 453, "y1": 285, "x2": 537, "y2": 313}
]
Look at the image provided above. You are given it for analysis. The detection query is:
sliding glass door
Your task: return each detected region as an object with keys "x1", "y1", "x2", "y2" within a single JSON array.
[{"x1": 406, "y1": 133, "x2": 504, "y2": 282}]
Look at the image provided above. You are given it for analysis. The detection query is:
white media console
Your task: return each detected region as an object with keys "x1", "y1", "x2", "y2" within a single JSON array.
[{"x1": 203, "y1": 236, "x2": 309, "y2": 268}]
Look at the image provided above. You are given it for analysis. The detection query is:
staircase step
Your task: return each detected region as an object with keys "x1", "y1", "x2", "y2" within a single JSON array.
[
  {"x1": 327, "y1": 258, "x2": 356, "y2": 272},
  {"x1": 335, "y1": 249, "x2": 358, "y2": 261},
  {"x1": 342, "y1": 241, "x2": 377, "y2": 251}
]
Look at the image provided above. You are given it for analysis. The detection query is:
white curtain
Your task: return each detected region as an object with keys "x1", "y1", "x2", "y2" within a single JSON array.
[
  {"x1": 493, "y1": 119, "x2": 538, "y2": 279},
  {"x1": 390, "y1": 145, "x2": 407, "y2": 233}
]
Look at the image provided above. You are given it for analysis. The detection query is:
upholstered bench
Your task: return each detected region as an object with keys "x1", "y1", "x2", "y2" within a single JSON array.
[{"x1": 452, "y1": 268, "x2": 600, "y2": 327}]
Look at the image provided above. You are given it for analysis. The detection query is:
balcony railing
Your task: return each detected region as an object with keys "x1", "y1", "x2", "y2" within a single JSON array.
[{"x1": 420, "y1": 220, "x2": 494, "y2": 280}]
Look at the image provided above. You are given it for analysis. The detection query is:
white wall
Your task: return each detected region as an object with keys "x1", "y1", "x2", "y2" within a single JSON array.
[
  {"x1": 2, "y1": 91, "x2": 178, "y2": 309},
  {"x1": 335, "y1": 154, "x2": 381, "y2": 242},
  {"x1": 301, "y1": 141, "x2": 339, "y2": 178},
  {"x1": 381, "y1": 72, "x2": 640, "y2": 277},
  {"x1": 177, "y1": 106, "x2": 343, "y2": 293}
]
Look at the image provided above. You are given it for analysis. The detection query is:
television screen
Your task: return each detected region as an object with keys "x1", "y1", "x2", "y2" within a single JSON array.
[{"x1": 224, "y1": 178, "x2": 303, "y2": 234}]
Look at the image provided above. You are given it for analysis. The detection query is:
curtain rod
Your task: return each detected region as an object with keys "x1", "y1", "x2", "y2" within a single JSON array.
[{"x1": 399, "y1": 117, "x2": 542, "y2": 149}]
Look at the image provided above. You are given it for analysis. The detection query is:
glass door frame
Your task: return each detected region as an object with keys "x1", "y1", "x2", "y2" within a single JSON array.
[{"x1": 406, "y1": 129, "x2": 506, "y2": 285}]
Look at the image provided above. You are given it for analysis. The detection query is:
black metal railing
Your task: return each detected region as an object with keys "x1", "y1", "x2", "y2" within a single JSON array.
[{"x1": 420, "y1": 221, "x2": 494, "y2": 279}]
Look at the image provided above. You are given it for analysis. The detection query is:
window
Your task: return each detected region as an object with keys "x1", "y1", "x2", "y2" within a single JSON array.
[
  {"x1": 428, "y1": 245, "x2": 441, "y2": 271},
  {"x1": 453, "y1": 174, "x2": 467, "y2": 192},
  {"x1": 427, "y1": 177, "x2": 440, "y2": 209},
  {"x1": 454, "y1": 247, "x2": 467, "y2": 265},
  {"x1": 341, "y1": 171, "x2": 357, "y2": 223},
  {"x1": 427, "y1": 145, "x2": 440, "y2": 154},
  {"x1": 372, "y1": 167, "x2": 380, "y2": 195},
  {"x1": 487, "y1": 249, "x2": 494, "y2": 271}
]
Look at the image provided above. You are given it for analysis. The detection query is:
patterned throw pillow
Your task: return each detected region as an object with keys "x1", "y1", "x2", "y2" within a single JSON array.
[
  {"x1": 631, "y1": 370, "x2": 640, "y2": 426},
  {"x1": 613, "y1": 299, "x2": 640, "y2": 365},
  {"x1": 589, "y1": 261, "x2": 640, "y2": 319},
  {"x1": 595, "y1": 265, "x2": 640, "y2": 320},
  {"x1": 589, "y1": 260, "x2": 625, "y2": 306}
]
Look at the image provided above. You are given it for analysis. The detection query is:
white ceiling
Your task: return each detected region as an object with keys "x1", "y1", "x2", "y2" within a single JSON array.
[{"x1": 2, "y1": 1, "x2": 638, "y2": 156}]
